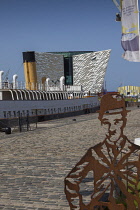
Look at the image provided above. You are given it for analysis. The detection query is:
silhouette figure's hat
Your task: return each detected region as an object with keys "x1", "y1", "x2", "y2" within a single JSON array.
[{"x1": 97, "y1": 93, "x2": 130, "y2": 120}]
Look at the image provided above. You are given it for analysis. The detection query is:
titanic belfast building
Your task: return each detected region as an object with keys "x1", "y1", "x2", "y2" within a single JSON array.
[{"x1": 25, "y1": 50, "x2": 111, "y2": 93}]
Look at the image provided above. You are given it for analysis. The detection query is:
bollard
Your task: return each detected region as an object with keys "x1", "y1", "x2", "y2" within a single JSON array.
[
  {"x1": 134, "y1": 138, "x2": 140, "y2": 146},
  {"x1": 5, "y1": 127, "x2": 11, "y2": 134}
]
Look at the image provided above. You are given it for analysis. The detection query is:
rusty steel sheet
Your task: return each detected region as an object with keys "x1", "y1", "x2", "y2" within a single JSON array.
[{"x1": 64, "y1": 93, "x2": 140, "y2": 210}]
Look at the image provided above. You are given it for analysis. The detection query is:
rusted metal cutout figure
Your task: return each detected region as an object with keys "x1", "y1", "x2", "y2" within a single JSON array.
[{"x1": 64, "y1": 93, "x2": 140, "y2": 210}]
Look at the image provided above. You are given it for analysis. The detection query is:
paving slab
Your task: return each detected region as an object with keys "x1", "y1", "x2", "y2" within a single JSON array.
[{"x1": 0, "y1": 108, "x2": 140, "y2": 209}]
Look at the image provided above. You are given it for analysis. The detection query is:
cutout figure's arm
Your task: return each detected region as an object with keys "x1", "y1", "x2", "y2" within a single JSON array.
[{"x1": 64, "y1": 148, "x2": 95, "y2": 209}]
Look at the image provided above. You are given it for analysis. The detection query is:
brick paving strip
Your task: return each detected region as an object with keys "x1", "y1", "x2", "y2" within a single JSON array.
[{"x1": 0, "y1": 107, "x2": 140, "y2": 210}]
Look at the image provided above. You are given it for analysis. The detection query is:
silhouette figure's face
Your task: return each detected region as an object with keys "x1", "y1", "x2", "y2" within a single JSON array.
[{"x1": 101, "y1": 113, "x2": 125, "y2": 141}]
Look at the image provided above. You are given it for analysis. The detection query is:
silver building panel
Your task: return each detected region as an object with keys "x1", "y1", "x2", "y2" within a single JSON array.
[
  {"x1": 73, "y1": 50, "x2": 111, "y2": 93},
  {"x1": 35, "y1": 52, "x2": 64, "y2": 84}
]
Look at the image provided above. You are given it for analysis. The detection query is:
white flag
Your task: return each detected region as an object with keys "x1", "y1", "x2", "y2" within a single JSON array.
[{"x1": 121, "y1": 0, "x2": 140, "y2": 61}]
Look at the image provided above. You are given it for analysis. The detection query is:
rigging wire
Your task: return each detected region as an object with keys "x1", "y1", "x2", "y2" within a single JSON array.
[
  {"x1": 15, "y1": 63, "x2": 23, "y2": 75},
  {"x1": 3, "y1": 69, "x2": 10, "y2": 81},
  {"x1": 1, "y1": 62, "x2": 23, "y2": 81}
]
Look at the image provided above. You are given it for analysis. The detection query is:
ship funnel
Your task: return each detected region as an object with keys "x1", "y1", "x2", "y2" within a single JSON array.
[{"x1": 22, "y1": 51, "x2": 37, "y2": 90}]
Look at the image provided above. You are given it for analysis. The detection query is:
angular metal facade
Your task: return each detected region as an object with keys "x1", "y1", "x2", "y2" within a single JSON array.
[
  {"x1": 73, "y1": 50, "x2": 111, "y2": 93},
  {"x1": 35, "y1": 50, "x2": 111, "y2": 93},
  {"x1": 35, "y1": 52, "x2": 64, "y2": 85}
]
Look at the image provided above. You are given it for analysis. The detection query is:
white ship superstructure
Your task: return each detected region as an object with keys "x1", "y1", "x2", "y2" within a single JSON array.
[
  {"x1": 0, "y1": 75, "x2": 99, "y2": 119},
  {"x1": 0, "y1": 49, "x2": 111, "y2": 129}
]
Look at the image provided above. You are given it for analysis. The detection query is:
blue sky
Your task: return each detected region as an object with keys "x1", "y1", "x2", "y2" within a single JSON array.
[{"x1": 0, "y1": 0, "x2": 140, "y2": 91}]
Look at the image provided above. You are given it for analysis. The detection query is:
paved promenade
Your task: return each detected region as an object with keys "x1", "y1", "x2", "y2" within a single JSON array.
[{"x1": 0, "y1": 107, "x2": 140, "y2": 210}]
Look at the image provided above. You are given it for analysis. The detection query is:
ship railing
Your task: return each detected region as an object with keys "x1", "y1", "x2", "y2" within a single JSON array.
[
  {"x1": 0, "y1": 81, "x2": 14, "y2": 89},
  {"x1": 0, "y1": 81, "x2": 83, "y2": 93},
  {"x1": 65, "y1": 85, "x2": 82, "y2": 92}
]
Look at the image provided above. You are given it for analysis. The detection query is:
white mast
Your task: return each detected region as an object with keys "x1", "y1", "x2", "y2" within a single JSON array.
[{"x1": 112, "y1": 0, "x2": 121, "y2": 12}]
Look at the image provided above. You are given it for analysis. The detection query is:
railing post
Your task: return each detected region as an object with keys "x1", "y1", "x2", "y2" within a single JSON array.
[
  {"x1": 26, "y1": 111, "x2": 29, "y2": 131},
  {"x1": 18, "y1": 111, "x2": 22, "y2": 132},
  {"x1": 0, "y1": 71, "x2": 4, "y2": 89}
]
